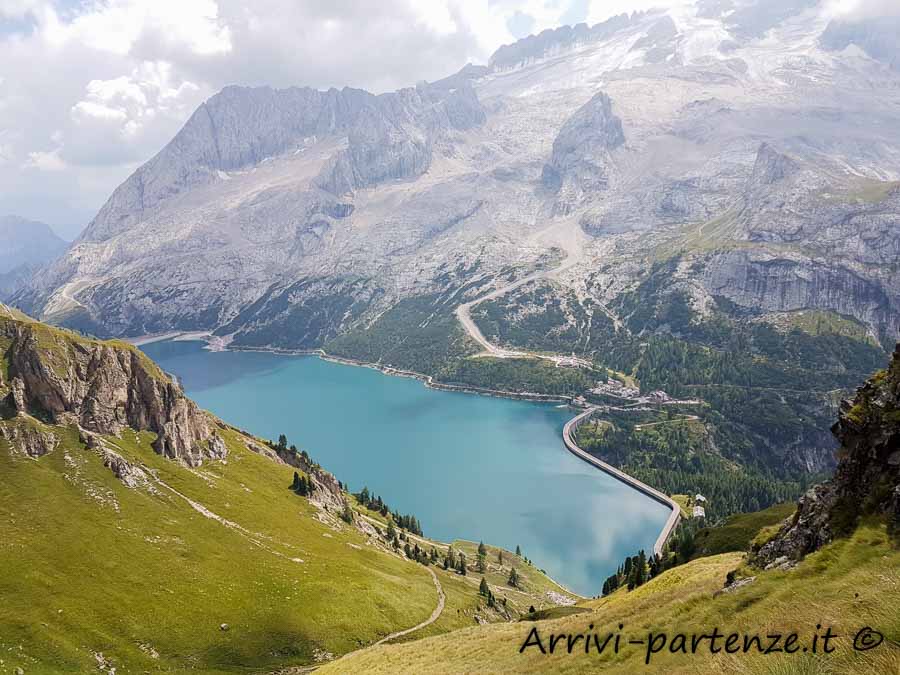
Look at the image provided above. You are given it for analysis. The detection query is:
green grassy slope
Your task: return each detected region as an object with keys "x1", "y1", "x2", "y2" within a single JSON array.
[
  {"x1": 319, "y1": 519, "x2": 900, "y2": 674},
  {"x1": 0, "y1": 312, "x2": 579, "y2": 673},
  {"x1": 692, "y1": 502, "x2": 797, "y2": 558},
  {"x1": 0, "y1": 424, "x2": 441, "y2": 673}
]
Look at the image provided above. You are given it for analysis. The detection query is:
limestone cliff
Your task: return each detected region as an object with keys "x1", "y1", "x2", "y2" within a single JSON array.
[
  {"x1": 0, "y1": 311, "x2": 222, "y2": 466},
  {"x1": 754, "y1": 343, "x2": 900, "y2": 564}
]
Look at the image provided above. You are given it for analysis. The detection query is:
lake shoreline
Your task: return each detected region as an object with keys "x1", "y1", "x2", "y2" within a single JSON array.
[
  {"x1": 138, "y1": 333, "x2": 674, "y2": 596},
  {"x1": 127, "y1": 331, "x2": 578, "y2": 405}
]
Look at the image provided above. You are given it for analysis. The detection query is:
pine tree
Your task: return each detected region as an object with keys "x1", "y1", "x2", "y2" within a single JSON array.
[
  {"x1": 386, "y1": 519, "x2": 397, "y2": 541},
  {"x1": 508, "y1": 567, "x2": 519, "y2": 588},
  {"x1": 478, "y1": 541, "x2": 487, "y2": 556},
  {"x1": 515, "y1": 545, "x2": 521, "y2": 557},
  {"x1": 277, "y1": 434, "x2": 288, "y2": 451},
  {"x1": 340, "y1": 501, "x2": 354, "y2": 524},
  {"x1": 457, "y1": 552, "x2": 467, "y2": 576},
  {"x1": 636, "y1": 550, "x2": 647, "y2": 587},
  {"x1": 479, "y1": 577, "x2": 489, "y2": 596},
  {"x1": 497, "y1": 550, "x2": 503, "y2": 564},
  {"x1": 290, "y1": 471, "x2": 301, "y2": 492},
  {"x1": 477, "y1": 554, "x2": 486, "y2": 573}
]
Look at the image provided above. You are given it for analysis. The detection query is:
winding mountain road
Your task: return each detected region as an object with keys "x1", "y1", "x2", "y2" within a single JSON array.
[{"x1": 454, "y1": 219, "x2": 595, "y2": 368}]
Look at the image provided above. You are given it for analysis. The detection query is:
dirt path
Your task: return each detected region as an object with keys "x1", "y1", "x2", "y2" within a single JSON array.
[
  {"x1": 454, "y1": 219, "x2": 595, "y2": 368},
  {"x1": 371, "y1": 567, "x2": 445, "y2": 647}
]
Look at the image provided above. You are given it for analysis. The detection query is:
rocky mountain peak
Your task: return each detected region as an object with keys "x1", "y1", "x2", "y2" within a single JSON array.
[
  {"x1": 753, "y1": 343, "x2": 900, "y2": 564},
  {"x1": 748, "y1": 143, "x2": 800, "y2": 188},
  {"x1": 487, "y1": 13, "x2": 641, "y2": 71},
  {"x1": 542, "y1": 91, "x2": 625, "y2": 211}
]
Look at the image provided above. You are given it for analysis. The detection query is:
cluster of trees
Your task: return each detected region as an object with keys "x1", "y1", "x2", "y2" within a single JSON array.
[
  {"x1": 356, "y1": 486, "x2": 423, "y2": 536},
  {"x1": 442, "y1": 546, "x2": 468, "y2": 575},
  {"x1": 271, "y1": 435, "x2": 317, "y2": 465},
  {"x1": 576, "y1": 414, "x2": 804, "y2": 522},
  {"x1": 444, "y1": 357, "x2": 593, "y2": 396},
  {"x1": 326, "y1": 292, "x2": 475, "y2": 377},
  {"x1": 289, "y1": 471, "x2": 315, "y2": 497},
  {"x1": 479, "y1": 576, "x2": 500, "y2": 609},
  {"x1": 403, "y1": 540, "x2": 439, "y2": 566},
  {"x1": 602, "y1": 521, "x2": 700, "y2": 596}
]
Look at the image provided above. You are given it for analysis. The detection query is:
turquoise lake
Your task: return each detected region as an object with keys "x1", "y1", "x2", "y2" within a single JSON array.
[{"x1": 142, "y1": 340, "x2": 670, "y2": 596}]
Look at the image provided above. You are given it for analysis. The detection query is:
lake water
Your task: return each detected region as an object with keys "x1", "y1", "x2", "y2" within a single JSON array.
[{"x1": 142, "y1": 339, "x2": 670, "y2": 596}]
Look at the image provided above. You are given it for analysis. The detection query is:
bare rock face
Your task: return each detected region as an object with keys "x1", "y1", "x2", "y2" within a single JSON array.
[
  {"x1": 754, "y1": 343, "x2": 900, "y2": 564},
  {"x1": 1, "y1": 316, "x2": 224, "y2": 467},
  {"x1": 0, "y1": 421, "x2": 59, "y2": 458},
  {"x1": 10, "y1": 376, "x2": 26, "y2": 413},
  {"x1": 100, "y1": 446, "x2": 151, "y2": 488},
  {"x1": 542, "y1": 91, "x2": 624, "y2": 213}
]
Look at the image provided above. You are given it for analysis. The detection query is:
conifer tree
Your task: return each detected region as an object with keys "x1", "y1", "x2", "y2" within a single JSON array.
[
  {"x1": 478, "y1": 541, "x2": 487, "y2": 556},
  {"x1": 479, "y1": 577, "x2": 489, "y2": 596},
  {"x1": 340, "y1": 501, "x2": 354, "y2": 524},
  {"x1": 508, "y1": 567, "x2": 519, "y2": 588}
]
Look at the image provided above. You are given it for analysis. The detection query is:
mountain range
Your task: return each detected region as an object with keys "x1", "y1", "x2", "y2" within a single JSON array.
[
  {"x1": 0, "y1": 215, "x2": 68, "y2": 301},
  {"x1": 8, "y1": 0, "x2": 900, "y2": 482},
  {"x1": 15, "y1": 0, "x2": 900, "y2": 347}
]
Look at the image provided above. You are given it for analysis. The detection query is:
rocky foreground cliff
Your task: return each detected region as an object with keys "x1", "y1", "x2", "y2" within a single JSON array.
[
  {"x1": 0, "y1": 306, "x2": 225, "y2": 465},
  {"x1": 754, "y1": 342, "x2": 900, "y2": 564}
]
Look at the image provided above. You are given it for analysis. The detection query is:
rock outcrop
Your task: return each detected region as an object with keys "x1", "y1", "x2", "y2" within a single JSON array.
[
  {"x1": 1, "y1": 315, "x2": 224, "y2": 466},
  {"x1": 0, "y1": 420, "x2": 59, "y2": 458},
  {"x1": 542, "y1": 91, "x2": 624, "y2": 212},
  {"x1": 754, "y1": 343, "x2": 900, "y2": 564}
]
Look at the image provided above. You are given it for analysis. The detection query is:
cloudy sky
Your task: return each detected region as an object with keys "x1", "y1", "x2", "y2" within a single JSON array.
[{"x1": 0, "y1": 0, "x2": 889, "y2": 238}]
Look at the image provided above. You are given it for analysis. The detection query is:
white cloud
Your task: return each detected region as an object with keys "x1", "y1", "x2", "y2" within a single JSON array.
[
  {"x1": 0, "y1": 0, "x2": 625, "y2": 226},
  {"x1": 24, "y1": 147, "x2": 66, "y2": 171},
  {"x1": 72, "y1": 62, "x2": 200, "y2": 138},
  {"x1": 0, "y1": 0, "x2": 43, "y2": 17},
  {"x1": 822, "y1": 0, "x2": 900, "y2": 19},
  {"x1": 40, "y1": 0, "x2": 231, "y2": 56}
]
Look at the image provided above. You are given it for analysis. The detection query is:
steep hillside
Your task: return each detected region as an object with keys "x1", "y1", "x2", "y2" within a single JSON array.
[
  {"x1": 0, "y1": 308, "x2": 575, "y2": 673},
  {"x1": 318, "y1": 346, "x2": 900, "y2": 674}
]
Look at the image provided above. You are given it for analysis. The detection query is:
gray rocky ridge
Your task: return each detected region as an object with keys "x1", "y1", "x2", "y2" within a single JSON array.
[
  {"x1": 11, "y1": 0, "x2": 900, "y2": 362},
  {"x1": 0, "y1": 216, "x2": 68, "y2": 301}
]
